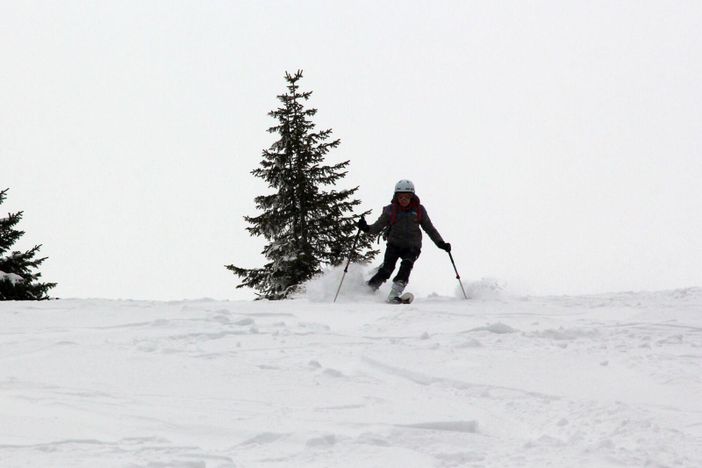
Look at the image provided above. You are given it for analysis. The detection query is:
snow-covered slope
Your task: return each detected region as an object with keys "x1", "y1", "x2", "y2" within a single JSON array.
[{"x1": 1, "y1": 287, "x2": 701, "y2": 467}]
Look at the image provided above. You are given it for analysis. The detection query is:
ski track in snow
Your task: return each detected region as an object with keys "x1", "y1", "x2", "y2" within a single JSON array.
[{"x1": 1, "y1": 289, "x2": 702, "y2": 467}]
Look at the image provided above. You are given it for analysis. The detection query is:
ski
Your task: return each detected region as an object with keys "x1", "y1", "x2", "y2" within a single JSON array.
[{"x1": 388, "y1": 292, "x2": 414, "y2": 304}]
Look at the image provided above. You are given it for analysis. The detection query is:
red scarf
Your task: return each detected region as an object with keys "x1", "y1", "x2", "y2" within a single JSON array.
[{"x1": 388, "y1": 195, "x2": 422, "y2": 224}]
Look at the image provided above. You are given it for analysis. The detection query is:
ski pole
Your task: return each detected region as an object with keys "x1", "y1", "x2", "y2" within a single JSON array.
[
  {"x1": 333, "y1": 228, "x2": 362, "y2": 303},
  {"x1": 448, "y1": 251, "x2": 469, "y2": 300}
]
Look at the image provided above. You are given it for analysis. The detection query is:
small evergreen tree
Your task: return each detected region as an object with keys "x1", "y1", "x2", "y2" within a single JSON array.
[
  {"x1": 0, "y1": 189, "x2": 56, "y2": 300},
  {"x1": 227, "y1": 70, "x2": 378, "y2": 299}
]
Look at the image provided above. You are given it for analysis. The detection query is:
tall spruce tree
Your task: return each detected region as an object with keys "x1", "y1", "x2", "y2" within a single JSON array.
[
  {"x1": 227, "y1": 70, "x2": 378, "y2": 299},
  {"x1": 0, "y1": 188, "x2": 56, "y2": 300}
]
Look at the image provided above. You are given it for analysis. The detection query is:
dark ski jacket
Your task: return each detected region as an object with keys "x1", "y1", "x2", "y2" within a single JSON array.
[{"x1": 367, "y1": 195, "x2": 445, "y2": 250}]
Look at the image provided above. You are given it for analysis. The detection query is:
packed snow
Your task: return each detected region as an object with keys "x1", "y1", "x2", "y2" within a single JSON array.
[{"x1": 1, "y1": 274, "x2": 701, "y2": 467}]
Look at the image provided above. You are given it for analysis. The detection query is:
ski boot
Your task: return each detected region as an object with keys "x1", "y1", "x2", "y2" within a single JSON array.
[{"x1": 387, "y1": 280, "x2": 407, "y2": 303}]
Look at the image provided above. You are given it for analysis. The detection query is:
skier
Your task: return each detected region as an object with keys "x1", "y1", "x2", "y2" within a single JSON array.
[{"x1": 358, "y1": 179, "x2": 451, "y2": 303}]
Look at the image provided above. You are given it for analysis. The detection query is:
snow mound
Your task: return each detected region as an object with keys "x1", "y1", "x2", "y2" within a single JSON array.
[
  {"x1": 530, "y1": 327, "x2": 598, "y2": 341},
  {"x1": 400, "y1": 420, "x2": 479, "y2": 433},
  {"x1": 469, "y1": 322, "x2": 518, "y2": 334},
  {"x1": 463, "y1": 277, "x2": 507, "y2": 299}
]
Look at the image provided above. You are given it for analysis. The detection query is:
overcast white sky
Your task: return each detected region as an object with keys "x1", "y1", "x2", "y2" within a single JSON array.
[{"x1": 2, "y1": 1, "x2": 701, "y2": 300}]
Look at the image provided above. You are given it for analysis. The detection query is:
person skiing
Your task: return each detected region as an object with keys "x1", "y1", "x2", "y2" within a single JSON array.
[{"x1": 357, "y1": 179, "x2": 451, "y2": 303}]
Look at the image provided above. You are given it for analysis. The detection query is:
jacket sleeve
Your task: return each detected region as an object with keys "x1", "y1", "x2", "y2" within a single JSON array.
[
  {"x1": 420, "y1": 206, "x2": 446, "y2": 247},
  {"x1": 367, "y1": 207, "x2": 390, "y2": 236}
]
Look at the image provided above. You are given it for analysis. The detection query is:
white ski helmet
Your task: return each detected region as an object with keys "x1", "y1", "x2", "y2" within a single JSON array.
[{"x1": 394, "y1": 179, "x2": 415, "y2": 194}]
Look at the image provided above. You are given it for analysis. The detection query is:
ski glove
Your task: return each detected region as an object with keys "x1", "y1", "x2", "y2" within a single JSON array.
[
  {"x1": 357, "y1": 217, "x2": 369, "y2": 233},
  {"x1": 438, "y1": 241, "x2": 451, "y2": 252}
]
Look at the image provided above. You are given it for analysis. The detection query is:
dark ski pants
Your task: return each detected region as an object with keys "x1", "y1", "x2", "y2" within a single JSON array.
[{"x1": 368, "y1": 243, "x2": 421, "y2": 289}]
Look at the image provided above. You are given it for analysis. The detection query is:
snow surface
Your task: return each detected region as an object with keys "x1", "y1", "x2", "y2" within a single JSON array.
[{"x1": 1, "y1": 279, "x2": 702, "y2": 467}]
